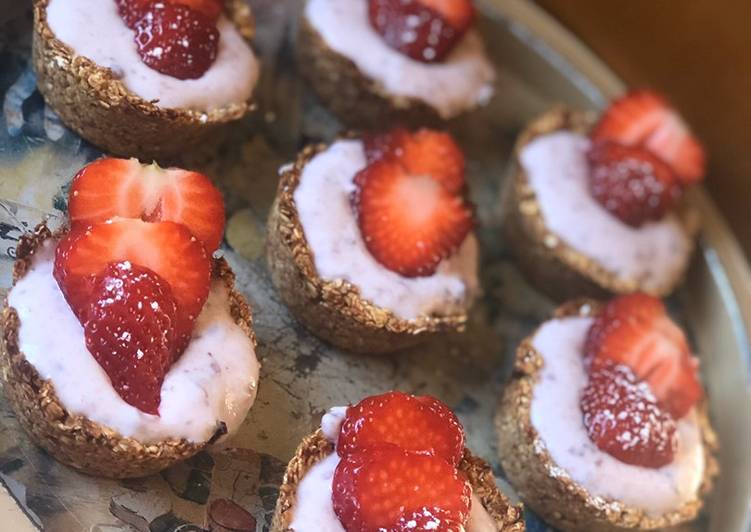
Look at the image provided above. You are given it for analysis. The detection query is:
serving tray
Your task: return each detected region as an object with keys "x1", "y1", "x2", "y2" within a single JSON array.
[{"x1": 0, "y1": 1, "x2": 750, "y2": 530}]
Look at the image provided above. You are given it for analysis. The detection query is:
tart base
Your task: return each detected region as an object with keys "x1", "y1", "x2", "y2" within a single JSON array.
[
  {"x1": 495, "y1": 299, "x2": 719, "y2": 532},
  {"x1": 270, "y1": 430, "x2": 525, "y2": 532},
  {"x1": 265, "y1": 143, "x2": 469, "y2": 355},
  {"x1": 296, "y1": 15, "x2": 445, "y2": 129},
  {"x1": 0, "y1": 224, "x2": 258, "y2": 479},
  {"x1": 501, "y1": 107, "x2": 700, "y2": 301},
  {"x1": 32, "y1": 0, "x2": 256, "y2": 163}
]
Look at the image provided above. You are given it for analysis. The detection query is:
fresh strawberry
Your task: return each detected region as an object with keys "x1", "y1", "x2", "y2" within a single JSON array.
[
  {"x1": 353, "y1": 159, "x2": 473, "y2": 277},
  {"x1": 581, "y1": 360, "x2": 677, "y2": 468},
  {"x1": 116, "y1": 0, "x2": 223, "y2": 28},
  {"x1": 368, "y1": 0, "x2": 475, "y2": 63},
  {"x1": 364, "y1": 128, "x2": 465, "y2": 194},
  {"x1": 337, "y1": 391, "x2": 465, "y2": 465},
  {"x1": 68, "y1": 158, "x2": 225, "y2": 252},
  {"x1": 333, "y1": 446, "x2": 471, "y2": 531},
  {"x1": 83, "y1": 261, "x2": 178, "y2": 414},
  {"x1": 585, "y1": 293, "x2": 703, "y2": 418},
  {"x1": 587, "y1": 141, "x2": 683, "y2": 227},
  {"x1": 591, "y1": 90, "x2": 706, "y2": 184},
  {"x1": 54, "y1": 219, "x2": 211, "y2": 350},
  {"x1": 133, "y1": 1, "x2": 219, "y2": 80}
]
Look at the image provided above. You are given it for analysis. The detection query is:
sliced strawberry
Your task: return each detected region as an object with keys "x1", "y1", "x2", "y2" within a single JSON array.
[
  {"x1": 83, "y1": 261, "x2": 177, "y2": 414},
  {"x1": 587, "y1": 141, "x2": 684, "y2": 227},
  {"x1": 337, "y1": 391, "x2": 465, "y2": 465},
  {"x1": 591, "y1": 90, "x2": 706, "y2": 184},
  {"x1": 353, "y1": 159, "x2": 473, "y2": 277},
  {"x1": 68, "y1": 158, "x2": 225, "y2": 252},
  {"x1": 581, "y1": 360, "x2": 678, "y2": 468},
  {"x1": 368, "y1": 0, "x2": 474, "y2": 63},
  {"x1": 54, "y1": 219, "x2": 211, "y2": 350},
  {"x1": 364, "y1": 128, "x2": 465, "y2": 194},
  {"x1": 133, "y1": 2, "x2": 219, "y2": 80},
  {"x1": 585, "y1": 293, "x2": 703, "y2": 418},
  {"x1": 116, "y1": 0, "x2": 223, "y2": 28},
  {"x1": 333, "y1": 446, "x2": 471, "y2": 531}
]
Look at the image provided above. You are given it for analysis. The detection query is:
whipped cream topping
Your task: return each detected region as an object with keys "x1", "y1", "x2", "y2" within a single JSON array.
[
  {"x1": 305, "y1": 0, "x2": 495, "y2": 119},
  {"x1": 519, "y1": 132, "x2": 693, "y2": 293},
  {"x1": 293, "y1": 140, "x2": 479, "y2": 321},
  {"x1": 529, "y1": 316, "x2": 705, "y2": 516},
  {"x1": 47, "y1": 0, "x2": 259, "y2": 111},
  {"x1": 290, "y1": 407, "x2": 499, "y2": 531},
  {"x1": 8, "y1": 241, "x2": 260, "y2": 444}
]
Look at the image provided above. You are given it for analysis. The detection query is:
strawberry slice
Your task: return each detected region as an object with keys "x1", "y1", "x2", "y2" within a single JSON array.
[
  {"x1": 368, "y1": 0, "x2": 475, "y2": 63},
  {"x1": 353, "y1": 158, "x2": 473, "y2": 278},
  {"x1": 587, "y1": 141, "x2": 684, "y2": 227},
  {"x1": 333, "y1": 446, "x2": 471, "y2": 531},
  {"x1": 585, "y1": 293, "x2": 703, "y2": 419},
  {"x1": 133, "y1": 1, "x2": 219, "y2": 80},
  {"x1": 581, "y1": 360, "x2": 678, "y2": 468},
  {"x1": 83, "y1": 261, "x2": 178, "y2": 414},
  {"x1": 364, "y1": 128, "x2": 465, "y2": 194},
  {"x1": 337, "y1": 391, "x2": 465, "y2": 465},
  {"x1": 116, "y1": 0, "x2": 224, "y2": 29},
  {"x1": 591, "y1": 90, "x2": 706, "y2": 184},
  {"x1": 54, "y1": 219, "x2": 211, "y2": 350},
  {"x1": 68, "y1": 158, "x2": 225, "y2": 252}
]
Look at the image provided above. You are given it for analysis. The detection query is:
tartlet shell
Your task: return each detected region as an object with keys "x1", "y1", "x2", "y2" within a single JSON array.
[
  {"x1": 0, "y1": 223, "x2": 258, "y2": 479},
  {"x1": 500, "y1": 107, "x2": 700, "y2": 302},
  {"x1": 32, "y1": 0, "x2": 256, "y2": 163},
  {"x1": 495, "y1": 299, "x2": 719, "y2": 532},
  {"x1": 270, "y1": 429, "x2": 525, "y2": 532},
  {"x1": 265, "y1": 142, "x2": 470, "y2": 355},
  {"x1": 297, "y1": 14, "x2": 448, "y2": 129}
]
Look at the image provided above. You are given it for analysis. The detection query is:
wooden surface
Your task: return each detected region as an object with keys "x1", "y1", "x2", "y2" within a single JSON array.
[{"x1": 536, "y1": 0, "x2": 751, "y2": 258}]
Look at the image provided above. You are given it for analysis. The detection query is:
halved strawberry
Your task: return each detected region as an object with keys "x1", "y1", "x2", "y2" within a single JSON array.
[
  {"x1": 353, "y1": 158, "x2": 473, "y2": 277},
  {"x1": 581, "y1": 360, "x2": 677, "y2": 468},
  {"x1": 368, "y1": 0, "x2": 475, "y2": 63},
  {"x1": 333, "y1": 446, "x2": 471, "y2": 531},
  {"x1": 133, "y1": 2, "x2": 219, "y2": 80},
  {"x1": 584, "y1": 293, "x2": 703, "y2": 419},
  {"x1": 337, "y1": 391, "x2": 465, "y2": 465},
  {"x1": 116, "y1": 0, "x2": 224, "y2": 28},
  {"x1": 587, "y1": 141, "x2": 684, "y2": 227},
  {"x1": 68, "y1": 158, "x2": 225, "y2": 252},
  {"x1": 364, "y1": 128, "x2": 465, "y2": 194},
  {"x1": 54, "y1": 219, "x2": 211, "y2": 350},
  {"x1": 84, "y1": 261, "x2": 178, "y2": 414},
  {"x1": 591, "y1": 90, "x2": 706, "y2": 184}
]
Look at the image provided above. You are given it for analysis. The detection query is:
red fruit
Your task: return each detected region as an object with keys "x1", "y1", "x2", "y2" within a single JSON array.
[
  {"x1": 591, "y1": 90, "x2": 706, "y2": 184},
  {"x1": 68, "y1": 158, "x2": 225, "y2": 252},
  {"x1": 83, "y1": 262, "x2": 178, "y2": 414},
  {"x1": 337, "y1": 391, "x2": 465, "y2": 465},
  {"x1": 333, "y1": 446, "x2": 471, "y2": 531},
  {"x1": 353, "y1": 159, "x2": 473, "y2": 277},
  {"x1": 54, "y1": 219, "x2": 211, "y2": 349},
  {"x1": 116, "y1": 0, "x2": 223, "y2": 28},
  {"x1": 368, "y1": 0, "x2": 475, "y2": 63},
  {"x1": 585, "y1": 293, "x2": 703, "y2": 419},
  {"x1": 581, "y1": 360, "x2": 678, "y2": 468},
  {"x1": 587, "y1": 141, "x2": 684, "y2": 227},
  {"x1": 364, "y1": 128, "x2": 466, "y2": 194},
  {"x1": 133, "y1": 2, "x2": 219, "y2": 80}
]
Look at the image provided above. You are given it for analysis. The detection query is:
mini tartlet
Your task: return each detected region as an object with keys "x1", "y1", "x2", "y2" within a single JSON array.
[
  {"x1": 271, "y1": 392, "x2": 525, "y2": 531},
  {"x1": 1, "y1": 159, "x2": 259, "y2": 478},
  {"x1": 33, "y1": 0, "x2": 259, "y2": 161},
  {"x1": 267, "y1": 129, "x2": 479, "y2": 354},
  {"x1": 297, "y1": 0, "x2": 495, "y2": 128},
  {"x1": 502, "y1": 93, "x2": 704, "y2": 301},
  {"x1": 496, "y1": 298, "x2": 718, "y2": 531}
]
